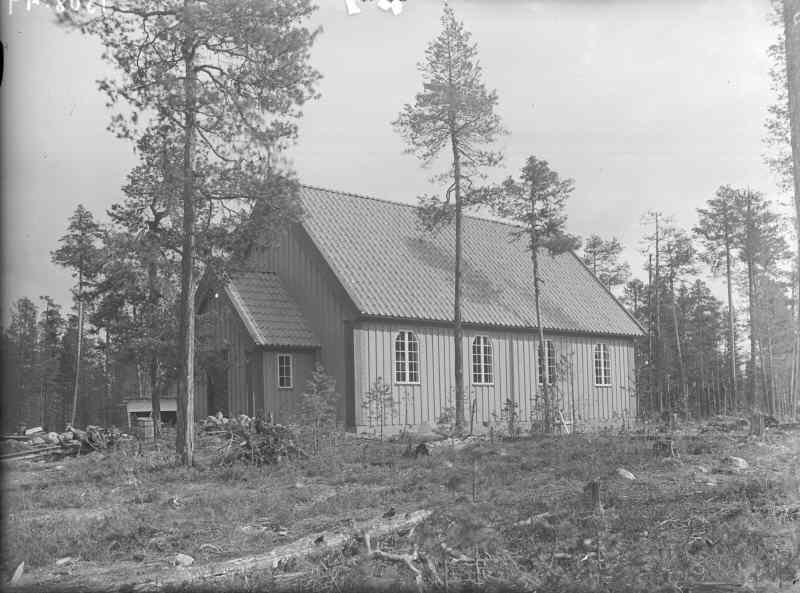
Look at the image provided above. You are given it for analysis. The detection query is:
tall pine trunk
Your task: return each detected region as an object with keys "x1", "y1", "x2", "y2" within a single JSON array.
[
  {"x1": 148, "y1": 260, "x2": 161, "y2": 440},
  {"x1": 747, "y1": 257, "x2": 758, "y2": 411},
  {"x1": 654, "y1": 214, "x2": 662, "y2": 412},
  {"x1": 767, "y1": 331, "x2": 777, "y2": 416},
  {"x1": 70, "y1": 269, "x2": 84, "y2": 428},
  {"x1": 150, "y1": 357, "x2": 161, "y2": 439},
  {"x1": 177, "y1": 6, "x2": 197, "y2": 466},
  {"x1": 648, "y1": 254, "x2": 655, "y2": 412},
  {"x1": 528, "y1": 184, "x2": 550, "y2": 432},
  {"x1": 699, "y1": 323, "x2": 706, "y2": 417},
  {"x1": 670, "y1": 278, "x2": 689, "y2": 419},
  {"x1": 725, "y1": 242, "x2": 737, "y2": 409},
  {"x1": 450, "y1": 121, "x2": 465, "y2": 431},
  {"x1": 532, "y1": 248, "x2": 550, "y2": 432},
  {"x1": 782, "y1": 0, "x2": 800, "y2": 419}
]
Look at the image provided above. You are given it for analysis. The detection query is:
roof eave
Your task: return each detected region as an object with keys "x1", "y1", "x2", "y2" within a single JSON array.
[
  {"x1": 354, "y1": 313, "x2": 644, "y2": 339},
  {"x1": 223, "y1": 283, "x2": 267, "y2": 345}
]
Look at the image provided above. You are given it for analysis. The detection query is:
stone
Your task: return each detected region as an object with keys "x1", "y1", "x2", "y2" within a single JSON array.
[
  {"x1": 722, "y1": 456, "x2": 749, "y2": 471},
  {"x1": 10, "y1": 562, "x2": 24, "y2": 584},
  {"x1": 173, "y1": 553, "x2": 194, "y2": 567},
  {"x1": 616, "y1": 467, "x2": 636, "y2": 480}
]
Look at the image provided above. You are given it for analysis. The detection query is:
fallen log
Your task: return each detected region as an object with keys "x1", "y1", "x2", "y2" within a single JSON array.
[
  {"x1": 13, "y1": 509, "x2": 433, "y2": 592},
  {"x1": 0, "y1": 445, "x2": 64, "y2": 461},
  {"x1": 668, "y1": 583, "x2": 755, "y2": 593}
]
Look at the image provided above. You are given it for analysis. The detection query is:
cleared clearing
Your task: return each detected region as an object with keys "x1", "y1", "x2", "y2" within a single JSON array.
[{"x1": 2, "y1": 422, "x2": 799, "y2": 592}]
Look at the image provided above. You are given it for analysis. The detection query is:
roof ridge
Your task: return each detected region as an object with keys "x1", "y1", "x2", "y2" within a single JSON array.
[
  {"x1": 299, "y1": 183, "x2": 528, "y2": 232},
  {"x1": 229, "y1": 269, "x2": 278, "y2": 276}
]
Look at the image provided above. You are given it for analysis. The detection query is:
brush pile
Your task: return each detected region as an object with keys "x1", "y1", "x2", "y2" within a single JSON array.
[{"x1": 203, "y1": 413, "x2": 307, "y2": 465}]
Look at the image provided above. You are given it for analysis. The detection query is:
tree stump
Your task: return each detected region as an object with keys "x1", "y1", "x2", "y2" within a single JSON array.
[
  {"x1": 653, "y1": 438, "x2": 676, "y2": 457},
  {"x1": 585, "y1": 479, "x2": 602, "y2": 510},
  {"x1": 750, "y1": 414, "x2": 764, "y2": 437}
]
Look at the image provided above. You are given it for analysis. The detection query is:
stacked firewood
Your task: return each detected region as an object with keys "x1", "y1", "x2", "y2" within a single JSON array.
[{"x1": 0, "y1": 424, "x2": 127, "y2": 462}]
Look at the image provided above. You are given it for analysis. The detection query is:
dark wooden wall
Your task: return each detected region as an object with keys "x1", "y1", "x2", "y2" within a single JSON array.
[
  {"x1": 250, "y1": 227, "x2": 359, "y2": 427},
  {"x1": 261, "y1": 349, "x2": 318, "y2": 423},
  {"x1": 196, "y1": 290, "x2": 258, "y2": 419}
]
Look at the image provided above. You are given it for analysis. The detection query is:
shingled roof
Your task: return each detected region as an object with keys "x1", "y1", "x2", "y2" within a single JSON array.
[
  {"x1": 225, "y1": 271, "x2": 319, "y2": 348},
  {"x1": 298, "y1": 186, "x2": 644, "y2": 338}
]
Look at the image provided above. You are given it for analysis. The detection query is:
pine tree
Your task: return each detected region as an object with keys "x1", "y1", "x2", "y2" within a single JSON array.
[
  {"x1": 56, "y1": 0, "x2": 322, "y2": 465},
  {"x1": 640, "y1": 211, "x2": 667, "y2": 413},
  {"x1": 694, "y1": 185, "x2": 743, "y2": 409},
  {"x1": 660, "y1": 225, "x2": 696, "y2": 419},
  {"x1": 488, "y1": 156, "x2": 580, "y2": 432},
  {"x1": 735, "y1": 189, "x2": 790, "y2": 411},
  {"x1": 37, "y1": 297, "x2": 65, "y2": 430},
  {"x1": 581, "y1": 235, "x2": 631, "y2": 292},
  {"x1": 296, "y1": 363, "x2": 339, "y2": 454},
  {"x1": 5, "y1": 298, "x2": 40, "y2": 429},
  {"x1": 51, "y1": 205, "x2": 103, "y2": 427},
  {"x1": 682, "y1": 281, "x2": 725, "y2": 417},
  {"x1": 765, "y1": 0, "x2": 800, "y2": 419},
  {"x1": 393, "y1": 5, "x2": 505, "y2": 431}
]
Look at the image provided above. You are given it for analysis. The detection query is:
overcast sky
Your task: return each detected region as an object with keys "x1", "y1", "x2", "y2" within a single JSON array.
[{"x1": 0, "y1": 0, "x2": 785, "y2": 322}]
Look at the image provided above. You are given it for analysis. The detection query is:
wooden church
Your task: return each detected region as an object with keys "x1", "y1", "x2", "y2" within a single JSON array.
[{"x1": 196, "y1": 186, "x2": 644, "y2": 432}]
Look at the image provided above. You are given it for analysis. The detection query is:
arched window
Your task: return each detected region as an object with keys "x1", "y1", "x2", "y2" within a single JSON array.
[
  {"x1": 394, "y1": 331, "x2": 419, "y2": 384},
  {"x1": 594, "y1": 344, "x2": 611, "y2": 386},
  {"x1": 472, "y1": 336, "x2": 493, "y2": 385},
  {"x1": 537, "y1": 340, "x2": 556, "y2": 385}
]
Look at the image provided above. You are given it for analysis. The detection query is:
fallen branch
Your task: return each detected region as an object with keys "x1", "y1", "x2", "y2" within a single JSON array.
[
  {"x1": 364, "y1": 531, "x2": 422, "y2": 586},
  {"x1": 13, "y1": 510, "x2": 433, "y2": 592}
]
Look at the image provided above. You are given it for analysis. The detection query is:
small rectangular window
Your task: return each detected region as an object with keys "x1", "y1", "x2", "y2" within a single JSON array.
[
  {"x1": 537, "y1": 340, "x2": 556, "y2": 385},
  {"x1": 594, "y1": 344, "x2": 611, "y2": 386},
  {"x1": 395, "y1": 331, "x2": 420, "y2": 384},
  {"x1": 277, "y1": 354, "x2": 293, "y2": 389},
  {"x1": 472, "y1": 336, "x2": 493, "y2": 385}
]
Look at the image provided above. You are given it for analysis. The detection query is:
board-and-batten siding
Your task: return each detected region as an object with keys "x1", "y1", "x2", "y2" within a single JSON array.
[
  {"x1": 261, "y1": 350, "x2": 317, "y2": 423},
  {"x1": 250, "y1": 227, "x2": 359, "y2": 426},
  {"x1": 352, "y1": 322, "x2": 637, "y2": 429},
  {"x1": 196, "y1": 291, "x2": 258, "y2": 419}
]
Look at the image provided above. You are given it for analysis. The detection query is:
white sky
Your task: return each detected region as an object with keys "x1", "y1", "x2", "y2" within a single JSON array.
[{"x1": 0, "y1": 0, "x2": 788, "y2": 322}]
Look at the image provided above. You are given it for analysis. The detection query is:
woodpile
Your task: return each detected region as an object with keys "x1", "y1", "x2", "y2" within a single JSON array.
[
  {"x1": 203, "y1": 413, "x2": 307, "y2": 465},
  {"x1": 0, "y1": 424, "x2": 127, "y2": 462}
]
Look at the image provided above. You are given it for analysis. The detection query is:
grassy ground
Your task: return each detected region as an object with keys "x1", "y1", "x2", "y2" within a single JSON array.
[{"x1": 2, "y1": 422, "x2": 799, "y2": 592}]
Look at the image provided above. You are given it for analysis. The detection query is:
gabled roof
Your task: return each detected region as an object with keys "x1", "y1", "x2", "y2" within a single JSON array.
[
  {"x1": 225, "y1": 271, "x2": 319, "y2": 348},
  {"x1": 297, "y1": 186, "x2": 644, "y2": 337}
]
